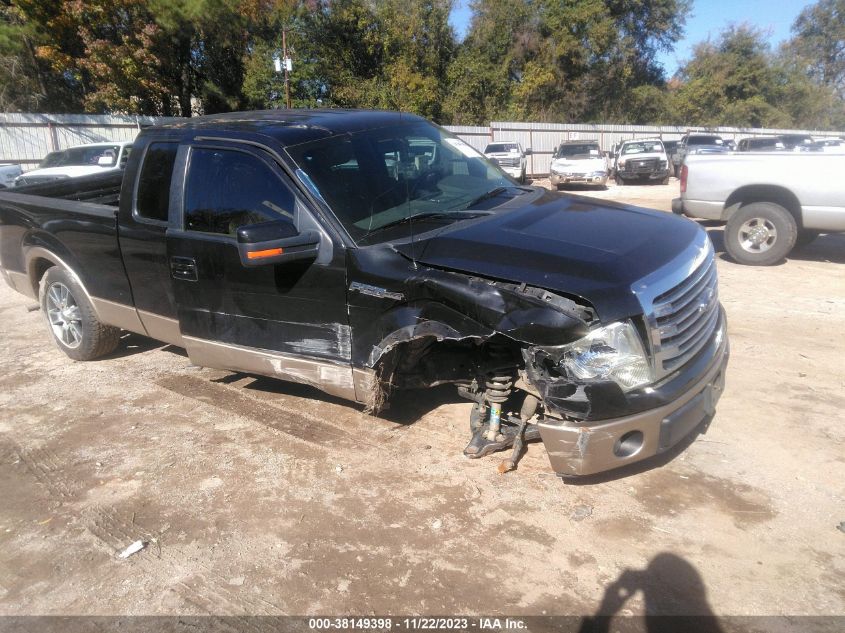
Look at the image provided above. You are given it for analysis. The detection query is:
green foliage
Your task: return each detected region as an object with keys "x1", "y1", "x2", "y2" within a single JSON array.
[
  {"x1": 786, "y1": 0, "x2": 845, "y2": 100},
  {"x1": 669, "y1": 23, "x2": 845, "y2": 129},
  {"x1": 1, "y1": 0, "x2": 843, "y2": 129}
]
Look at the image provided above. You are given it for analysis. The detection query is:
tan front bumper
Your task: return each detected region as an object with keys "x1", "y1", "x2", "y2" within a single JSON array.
[{"x1": 537, "y1": 339, "x2": 729, "y2": 477}]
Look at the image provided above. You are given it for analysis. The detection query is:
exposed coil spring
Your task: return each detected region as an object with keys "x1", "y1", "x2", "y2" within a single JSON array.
[{"x1": 484, "y1": 344, "x2": 515, "y2": 405}]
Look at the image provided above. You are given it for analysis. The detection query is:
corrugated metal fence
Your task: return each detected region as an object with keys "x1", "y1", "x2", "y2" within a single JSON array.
[
  {"x1": 0, "y1": 113, "x2": 178, "y2": 171},
  {"x1": 2, "y1": 113, "x2": 843, "y2": 176},
  {"x1": 445, "y1": 121, "x2": 845, "y2": 176}
]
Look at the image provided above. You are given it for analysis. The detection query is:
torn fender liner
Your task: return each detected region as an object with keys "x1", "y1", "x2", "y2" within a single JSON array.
[{"x1": 362, "y1": 266, "x2": 593, "y2": 368}]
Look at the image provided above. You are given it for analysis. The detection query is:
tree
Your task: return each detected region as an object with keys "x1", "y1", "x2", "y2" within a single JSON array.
[
  {"x1": 668, "y1": 24, "x2": 845, "y2": 128},
  {"x1": 443, "y1": 0, "x2": 689, "y2": 124},
  {"x1": 787, "y1": 0, "x2": 845, "y2": 100}
]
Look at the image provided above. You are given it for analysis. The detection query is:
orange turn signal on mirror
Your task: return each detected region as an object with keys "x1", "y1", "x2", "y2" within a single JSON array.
[{"x1": 246, "y1": 247, "x2": 284, "y2": 260}]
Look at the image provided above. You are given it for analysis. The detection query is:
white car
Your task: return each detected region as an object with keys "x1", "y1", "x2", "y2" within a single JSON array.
[
  {"x1": 14, "y1": 141, "x2": 134, "y2": 187},
  {"x1": 0, "y1": 164, "x2": 23, "y2": 188},
  {"x1": 549, "y1": 140, "x2": 608, "y2": 187},
  {"x1": 615, "y1": 138, "x2": 670, "y2": 185},
  {"x1": 483, "y1": 141, "x2": 529, "y2": 183}
]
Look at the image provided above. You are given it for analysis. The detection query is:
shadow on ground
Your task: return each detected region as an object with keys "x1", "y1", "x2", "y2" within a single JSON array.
[{"x1": 579, "y1": 552, "x2": 724, "y2": 633}]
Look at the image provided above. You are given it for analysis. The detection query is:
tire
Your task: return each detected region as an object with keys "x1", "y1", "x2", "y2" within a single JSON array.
[
  {"x1": 39, "y1": 266, "x2": 120, "y2": 361},
  {"x1": 794, "y1": 229, "x2": 820, "y2": 249},
  {"x1": 724, "y1": 202, "x2": 797, "y2": 266},
  {"x1": 616, "y1": 175, "x2": 626, "y2": 186}
]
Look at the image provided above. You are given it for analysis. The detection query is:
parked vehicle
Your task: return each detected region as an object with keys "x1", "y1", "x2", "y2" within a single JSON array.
[
  {"x1": 662, "y1": 140, "x2": 680, "y2": 171},
  {"x1": 483, "y1": 141, "x2": 530, "y2": 183},
  {"x1": 805, "y1": 138, "x2": 845, "y2": 154},
  {"x1": 737, "y1": 137, "x2": 785, "y2": 152},
  {"x1": 615, "y1": 139, "x2": 670, "y2": 185},
  {"x1": 0, "y1": 110, "x2": 728, "y2": 478},
  {"x1": 0, "y1": 164, "x2": 23, "y2": 188},
  {"x1": 14, "y1": 141, "x2": 133, "y2": 187},
  {"x1": 674, "y1": 134, "x2": 725, "y2": 176},
  {"x1": 549, "y1": 140, "x2": 608, "y2": 187},
  {"x1": 777, "y1": 134, "x2": 814, "y2": 151},
  {"x1": 673, "y1": 152, "x2": 845, "y2": 265}
]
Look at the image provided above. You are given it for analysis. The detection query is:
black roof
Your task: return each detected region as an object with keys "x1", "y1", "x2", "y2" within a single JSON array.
[
  {"x1": 149, "y1": 109, "x2": 427, "y2": 147},
  {"x1": 559, "y1": 139, "x2": 599, "y2": 145}
]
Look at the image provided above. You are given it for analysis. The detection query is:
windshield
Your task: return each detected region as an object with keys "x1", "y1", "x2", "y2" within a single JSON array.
[
  {"x1": 39, "y1": 145, "x2": 121, "y2": 169},
  {"x1": 621, "y1": 141, "x2": 664, "y2": 155},
  {"x1": 485, "y1": 143, "x2": 519, "y2": 154},
  {"x1": 287, "y1": 122, "x2": 511, "y2": 244},
  {"x1": 555, "y1": 143, "x2": 600, "y2": 159},
  {"x1": 687, "y1": 136, "x2": 722, "y2": 146}
]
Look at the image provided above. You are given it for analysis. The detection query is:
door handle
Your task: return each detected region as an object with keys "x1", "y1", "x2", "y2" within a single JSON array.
[{"x1": 170, "y1": 256, "x2": 198, "y2": 281}]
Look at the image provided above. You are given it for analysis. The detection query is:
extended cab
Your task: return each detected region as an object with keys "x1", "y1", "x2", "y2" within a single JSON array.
[
  {"x1": 0, "y1": 110, "x2": 728, "y2": 477},
  {"x1": 673, "y1": 152, "x2": 845, "y2": 265}
]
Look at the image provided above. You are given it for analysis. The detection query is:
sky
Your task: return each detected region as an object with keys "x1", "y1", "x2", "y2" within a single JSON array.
[{"x1": 448, "y1": 0, "x2": 812, "y2": 77}]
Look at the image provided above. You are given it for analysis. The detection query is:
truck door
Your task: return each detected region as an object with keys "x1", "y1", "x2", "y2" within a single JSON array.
[
  {"x1": 118, "y1": 139, "x2": 182, "y2": 345},
  {"x1": 166, "y1": 141, "x2": 355, "y2": 400}
]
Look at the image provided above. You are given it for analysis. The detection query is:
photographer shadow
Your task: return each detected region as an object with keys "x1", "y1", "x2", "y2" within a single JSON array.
[{"x1": 579, "y1": 552, "x2": 724, "y2": 633}]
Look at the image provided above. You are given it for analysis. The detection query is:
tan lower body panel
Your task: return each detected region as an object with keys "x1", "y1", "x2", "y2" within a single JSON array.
[
  {"x1": 137, "y1": 310, "x2": 183, "y2": 347},
  {"x1": 90, "y1": 297, "x2": 147, "y2": 335},
  {"x1": 184, "y1": 335, "x2": 361, "y2": 403}
]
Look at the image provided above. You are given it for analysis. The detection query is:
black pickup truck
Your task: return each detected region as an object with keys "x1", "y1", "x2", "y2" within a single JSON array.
[{"x1": 0, "y1": 110, "x2": 729, "y2": 477}]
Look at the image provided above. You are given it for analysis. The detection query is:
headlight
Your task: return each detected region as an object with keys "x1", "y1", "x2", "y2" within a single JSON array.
[
  {"x1": 558, "y1": 321, "x2": 653, "y2": 392},
  {"x1": 618, "y1": 160, "x2": 626, "y2": 168}
]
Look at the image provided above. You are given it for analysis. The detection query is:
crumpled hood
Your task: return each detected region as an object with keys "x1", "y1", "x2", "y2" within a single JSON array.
[{"x1": 397, "y1": 189, "x2": 704, "y2": 322}]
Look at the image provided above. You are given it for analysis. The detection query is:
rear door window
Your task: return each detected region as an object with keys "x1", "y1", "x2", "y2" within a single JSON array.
[{"x1": 136, "y1": 142, "x2": 178, "y2": 223}]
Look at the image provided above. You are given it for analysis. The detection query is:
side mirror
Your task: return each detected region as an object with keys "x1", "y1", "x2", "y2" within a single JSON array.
[
  {"x1": 524, "y1": 148, "x2": 533, "y2": 156},
  {"x1": 98, "y1": 155, "x2": 115, "y2": 166},
  {"x1": 236, "y1": 220, "x2": 321, "y2": 267}
]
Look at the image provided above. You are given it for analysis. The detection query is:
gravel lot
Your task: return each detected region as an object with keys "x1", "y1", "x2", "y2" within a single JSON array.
[{"x1": 1, "y1": 178, "x2": 843, "y2": 624}]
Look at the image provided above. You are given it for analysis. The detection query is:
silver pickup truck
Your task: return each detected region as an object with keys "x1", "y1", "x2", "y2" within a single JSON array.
[{"x1": 673, "y1": 153, "x2": 845, "y2": 265}]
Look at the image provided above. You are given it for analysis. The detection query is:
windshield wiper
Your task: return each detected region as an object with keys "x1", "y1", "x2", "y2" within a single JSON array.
[
  {"x1": 462, "y1": 186, "x2": 530, "y2": 210},
  {"x1": 366, "y1": 211, "x2": 491, "y2": 235}
]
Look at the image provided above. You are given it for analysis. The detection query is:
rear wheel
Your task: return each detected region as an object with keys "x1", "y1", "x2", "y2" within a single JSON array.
[
  {"x1": 39, "y1": 267, "x2": 120, "y2": 360},
  {"x1": 725, "y1": 202, "x2": 797, "y2": 266}
]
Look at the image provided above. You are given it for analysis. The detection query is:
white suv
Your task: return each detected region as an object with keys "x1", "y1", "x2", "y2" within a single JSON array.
[{"x1": 484, "y1": 141, "x2": 529, "y2": 183}]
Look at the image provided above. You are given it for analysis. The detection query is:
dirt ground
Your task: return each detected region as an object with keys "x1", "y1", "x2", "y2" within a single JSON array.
[{"x1": 1, "y1": 178, "x2": 844, "y2": 624}]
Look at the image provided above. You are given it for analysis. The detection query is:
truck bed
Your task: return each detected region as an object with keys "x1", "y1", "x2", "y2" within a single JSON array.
[
  {"x1": 0, "y1": 171, "x2": 134, "y2": 305},
  {"x1": 11, "y1": 170, "x2": 124, "y2": 206}
]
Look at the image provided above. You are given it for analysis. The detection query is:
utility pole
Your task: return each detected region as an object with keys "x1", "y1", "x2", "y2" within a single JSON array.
[{"x1": 282, "y1": 27, "x2": 291, "y2": 109}]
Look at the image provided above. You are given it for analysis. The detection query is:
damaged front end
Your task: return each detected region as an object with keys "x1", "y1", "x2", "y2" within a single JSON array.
[{"x1": 349, "y1": 244, "x2": 729, "y2": 478}]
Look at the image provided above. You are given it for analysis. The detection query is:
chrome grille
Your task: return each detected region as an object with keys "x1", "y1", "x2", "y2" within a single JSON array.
[
  {"x1": 651, "y1": 254, "x2": 719, "y2": 373},
  {"x1": 492, "y1": 156, "x2": 520, "y2": 168}
]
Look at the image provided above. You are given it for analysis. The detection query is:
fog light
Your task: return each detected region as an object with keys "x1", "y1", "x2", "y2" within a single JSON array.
[{"x1": 614, "y1": 430, "x2": 644, "y2": 458}]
